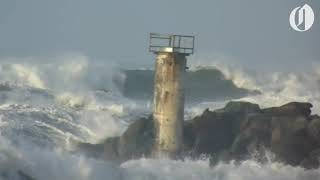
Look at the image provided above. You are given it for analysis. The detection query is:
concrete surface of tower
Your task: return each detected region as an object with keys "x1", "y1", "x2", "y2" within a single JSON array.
[{"x1": 149, "y1": 33, "x2": 195, "y2": 158}]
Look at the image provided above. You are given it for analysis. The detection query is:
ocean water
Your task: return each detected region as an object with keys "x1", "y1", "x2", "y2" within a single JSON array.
[{"x1": 0, "y1": 54, "x2": 320, "y2": 180}]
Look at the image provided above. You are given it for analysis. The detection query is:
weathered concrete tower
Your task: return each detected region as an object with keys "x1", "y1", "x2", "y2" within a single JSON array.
[{"x1": 149, "y1": 33, "x2": 195, "y2": 157}]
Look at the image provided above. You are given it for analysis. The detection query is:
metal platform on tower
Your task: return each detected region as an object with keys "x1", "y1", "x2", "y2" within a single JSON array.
[{"x1": 149, "y1": 33, "x2": 195, "y2": 55}]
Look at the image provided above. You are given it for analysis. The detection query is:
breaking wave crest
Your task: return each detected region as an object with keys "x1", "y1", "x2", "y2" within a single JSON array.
[
  {"x1": 0, "y1": 54, "x2": 125, "y2": 94},
  {"x1": 188, "y1": 60, "x2": 320, "y2": 114}
]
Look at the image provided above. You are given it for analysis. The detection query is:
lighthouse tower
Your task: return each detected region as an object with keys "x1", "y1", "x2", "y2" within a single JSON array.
[{"x1": 149, "y1": 33, "x2": 195, "y2": 157}]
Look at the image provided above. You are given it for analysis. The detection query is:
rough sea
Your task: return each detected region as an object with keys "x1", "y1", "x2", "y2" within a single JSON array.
[{"x1": 0, "y1": 54, "x2": 320, "y2": 180}]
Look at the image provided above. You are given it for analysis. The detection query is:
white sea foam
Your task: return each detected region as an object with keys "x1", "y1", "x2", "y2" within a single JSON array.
[
  {"x1": 120, "y1": 158, "x2": 320, "y2": 180},
  {"x1": 1, "y1": 139, "x2": 320, "y2": 180}
]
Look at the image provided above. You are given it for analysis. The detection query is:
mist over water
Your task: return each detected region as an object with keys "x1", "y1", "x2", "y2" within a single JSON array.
[{"x1": 0, "y1": 54, "x2": 320, "y2": 179}]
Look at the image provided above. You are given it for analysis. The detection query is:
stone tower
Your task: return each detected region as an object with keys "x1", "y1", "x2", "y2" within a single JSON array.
[{"x1": 149, "y1": 33, "x2": 195, "y2": 157}]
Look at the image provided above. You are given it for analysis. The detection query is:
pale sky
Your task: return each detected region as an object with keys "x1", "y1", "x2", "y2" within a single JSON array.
[{"x1": 0, "y1": 0, "x2": 319, "y2": 72}]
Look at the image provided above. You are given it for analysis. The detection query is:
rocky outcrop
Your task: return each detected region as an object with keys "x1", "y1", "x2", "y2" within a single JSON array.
[
  {"x1": 75, "y1": 116, "x2": 154, "y2": 163},
  {"x1": 228, "y1": 102, "x2": 319, "y2": 167},
  {"x1": 227, "y1": 102, "x2": 319, "y2": 168},
  {"x1": 262, "y1": 102, "x2": 312, "y2": 117},
  {"x1": 189, "y1": 102, "x2": 260, "y2": 156},
  {"x1": 76, "y1": 101, "x2": 320, "y2": 169}
]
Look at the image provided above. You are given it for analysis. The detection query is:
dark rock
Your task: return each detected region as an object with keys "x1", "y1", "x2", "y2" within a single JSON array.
[
  {"x1": 300, "y1": 149, "x2": 320, "y2": 169},
  {"x1": 182, "y1": 120, "x2": 196, "y2": 152},
  {"x1": 262, "y1": 102, "x2": 312, "y2": 117},
  {"x1": 181, "y1": 101, "x2": 260, "y2": 157},
  {"x1": 76, "y1": 101, "x2": 320, "y2": 169},
  {"x1": 75, "y1": 116, "x2": 154, "y2": 163},
  {"x1": 307, "y1": 115, "x2": 320, "y2": 146},
  {"x1": 230, "y1": 114, "x2": 271, "y2": 160},
  {"x1": 232, "y1": 102, "x2": 316, "y2": 166},
  {"x1": 102, "y1": 137, "x2": 120, "y2": 161},
  {"x1": 117, "y1": 116, "x2": 154, "y2": 159},
  {"x1": 75, "y1": 137, "x2": 120, "y2": 162},
  {"x1": 217, "y1": 102, "x2": 317, "y2": 166},
  {"x1": 190, "y1": 110, "x2": 243, "y2": 155},
  {"x1": 220, "y1": 101, "x2": 260, "y2": 114},
  {"x1": 270, "y1": 115, "x2": 314, "y2": 165},
  {"x1": 192, "y1": 110, "x2": 236, "y2": 155},
  {"x1": 17, "y1": 170, "x2": 37, "y2": 180}
]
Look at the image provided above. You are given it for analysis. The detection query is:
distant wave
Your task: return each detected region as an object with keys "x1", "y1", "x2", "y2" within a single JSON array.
[{"x1": 121, "y1": 68, "x2": 260, "y2": 102}]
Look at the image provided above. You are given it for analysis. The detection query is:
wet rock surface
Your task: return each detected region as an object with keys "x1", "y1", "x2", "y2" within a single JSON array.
[{"x1": 77, "y1": 101, "x2": 320, "y2": 169}]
